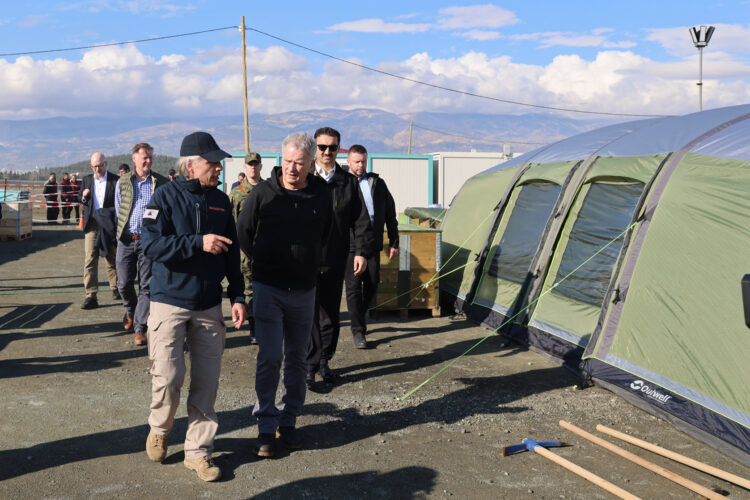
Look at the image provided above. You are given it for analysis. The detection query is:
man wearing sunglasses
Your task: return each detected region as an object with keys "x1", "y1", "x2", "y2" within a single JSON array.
[{"x1": 306, "y1": 127, "x2": 373, "y2": 388}]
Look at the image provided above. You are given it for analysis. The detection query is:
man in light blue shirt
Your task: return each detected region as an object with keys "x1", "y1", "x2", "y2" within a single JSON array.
[{"x1": 115, "y1": 143, "x2": 168, "y2": 346}]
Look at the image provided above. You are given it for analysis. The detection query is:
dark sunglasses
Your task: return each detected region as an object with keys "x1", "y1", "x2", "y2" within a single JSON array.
[{"x1": 317, "y1": 144, "x2": 339, "y2": 152}]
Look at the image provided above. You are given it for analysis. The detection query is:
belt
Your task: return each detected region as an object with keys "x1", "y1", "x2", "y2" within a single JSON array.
[{"x1": 124, "y1": 234, "x2": 141, "y2": 241}]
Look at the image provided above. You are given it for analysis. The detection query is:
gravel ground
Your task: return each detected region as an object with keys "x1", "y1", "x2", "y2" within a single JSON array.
[{"x1": 1, "y1": 225, "x2": 748, "y2": 499}]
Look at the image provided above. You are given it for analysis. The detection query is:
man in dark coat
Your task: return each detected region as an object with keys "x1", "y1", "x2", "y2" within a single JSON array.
[
  {"x1": 78, "y1": 154, "x2": 119, "y2": 309},
  {"x1": 344, "y1": 144, "x2": 399, "y2": 349},
  {"x1": 42, "y1": 173, "x2": 59, "y2": 223},
  {"x1": 306, "y1": 127, "x2": 373, "y2": 387}
]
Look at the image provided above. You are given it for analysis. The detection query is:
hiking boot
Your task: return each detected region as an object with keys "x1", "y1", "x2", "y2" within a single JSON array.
[
  {"x1": 305, "y1": 372, "x2": 315, "y2": 390},
  {"x1": 248, "y1": 333, "x2": 257, "y2": 345},
  {"x1": 276, "y1": 426, "x2": 302, "y2": 450},
  {"x1": 146, "y1": 431, "x2": 168, "y2": 462},
  {"x1": 134, "y1": 332, "x2": 147, "y2": 346},
  {"x1": 256, "y1": 433, "x2": 276, "y2": 458},
  {"x1": 123, "y1": 312, "x2": 134, "y2": 332},
  {"x1": 184, "y1": 456, "x2": 221, "y2": 482},
  {"x1": 81, "y1": 296, "x2": 98, "y2": 310},
  {"x1": 112, "y1": 289, "x2": 122, "y2": 301},
  {"x1": 353, "y1": 331, "x2": 368, "y2": 349}
]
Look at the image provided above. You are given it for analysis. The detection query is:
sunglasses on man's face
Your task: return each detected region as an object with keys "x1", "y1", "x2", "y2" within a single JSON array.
[{"x1": 317, "y1": 144, "x2": 339, "y2": 152}]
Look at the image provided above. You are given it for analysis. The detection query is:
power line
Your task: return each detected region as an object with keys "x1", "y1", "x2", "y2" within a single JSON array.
[
  {"x1": 0, "y1": 26, "x2": 237, "y2": 57},
  {"x1": 411, "y1": 123, "x2": 548, "y2": 145},
  {"x1": 1, "y1": 23, "x2": 671, "y2": 119},
  {"x1": 245, "y1": 26, "x2": 669, "y2": 119}
]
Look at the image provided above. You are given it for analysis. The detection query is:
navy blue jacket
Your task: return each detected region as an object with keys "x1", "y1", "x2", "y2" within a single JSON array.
[{"x1": 142, "y1": 178, "x2": 244, "y2": 311}]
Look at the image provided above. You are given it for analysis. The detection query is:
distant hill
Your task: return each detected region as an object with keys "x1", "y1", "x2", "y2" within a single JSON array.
[{"x1": 0, "y1": 108, "x2": 618, "y2": 174}]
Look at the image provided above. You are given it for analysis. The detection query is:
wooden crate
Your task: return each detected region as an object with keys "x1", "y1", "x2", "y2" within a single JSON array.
[
  {"x1": 374, "y1": 224, "x2": 441, "y2": 316},
  {"x1": 0, "y1": 202, "x2": 33, "y2": 240}
]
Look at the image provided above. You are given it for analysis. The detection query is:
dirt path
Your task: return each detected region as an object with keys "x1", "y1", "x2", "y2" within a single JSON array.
[{"x1": 1, "y1": 225, "x2": 748, "y2": 499}]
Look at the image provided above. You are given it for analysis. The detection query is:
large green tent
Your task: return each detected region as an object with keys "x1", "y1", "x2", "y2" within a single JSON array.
[{"x1": 440, "y1": 104, "x2": 750, "y2": 465}]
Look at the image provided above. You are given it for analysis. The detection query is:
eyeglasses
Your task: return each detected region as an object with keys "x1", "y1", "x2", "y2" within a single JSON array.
[{"x1": 317, "y1": 144, "x2": 339, "y2": 152}]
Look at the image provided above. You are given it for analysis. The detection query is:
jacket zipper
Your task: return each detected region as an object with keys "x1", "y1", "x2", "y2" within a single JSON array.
[{"x1": 195, "y1": 202, "x2": 201, "y2": 234}]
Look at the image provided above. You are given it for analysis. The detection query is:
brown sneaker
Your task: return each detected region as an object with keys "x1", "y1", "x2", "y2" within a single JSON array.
[
  {"x1": 256, "y1": 433, "x2": 276, "y2": 458},
  {"x1": 134, "y1": 332, "x2": 147, "y2": 345},
  {"x1": 184, "y1": 456, "x2": 221, "y2": 482},
  {"x1": 123, "y1": 312, "x2": 133, "y2": 331},
  {"x1": 146, "y1": 431, "x2": 168, "y2": 462}
]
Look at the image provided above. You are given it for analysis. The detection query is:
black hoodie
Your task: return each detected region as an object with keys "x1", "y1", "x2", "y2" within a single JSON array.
[{"x1": 237, "y1": 166, "x2": 333, "y2": 290}]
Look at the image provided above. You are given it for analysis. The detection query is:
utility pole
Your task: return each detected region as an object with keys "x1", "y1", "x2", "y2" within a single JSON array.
[
  {"x1": 408, "y1": 121, "x2": 413, "y2": 154},
  {"x1": 241, "y1": 16, "x2": 250, "y2": 152}
]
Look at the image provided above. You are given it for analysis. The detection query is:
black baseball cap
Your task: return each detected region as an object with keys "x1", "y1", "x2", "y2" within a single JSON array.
[{"x1": 179, "y1": 131, "x2": 230, "y2": 163}]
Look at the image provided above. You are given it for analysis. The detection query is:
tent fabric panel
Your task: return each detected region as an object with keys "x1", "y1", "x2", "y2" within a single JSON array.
[
  {"x1": 486, "y1": 182, "x2": 561, "y2": 285},
  {"x1": 551, "y1": 182, "x2": 644, "y2": 307},
  {"x1": 581, "y1": 154, "x2": 666, "y2": 185},
  {"x1": 528, "y1": 292, "x2": 600, "y2": 348},
  {"x1": 690, "y1": 116, "x2": 750, "y2": 161},
  {"x1": 601, "y1": 353, "x2": 750, "y2": 429},
  {"x1": 516, "y1": 161, "x2": 577, "y2": 186},
  {"x1": 586, "y1": 360, "x2": 750, "y2": 462},
  {"x1": 601, "y1": 105, "x2": 750, "y2": 157},
  {"x1": 439, "y1": 166, "x2": 519, "y2": 296},
  {"x1": 601, "y1": 153, "x2": 750, "y2": 415}
]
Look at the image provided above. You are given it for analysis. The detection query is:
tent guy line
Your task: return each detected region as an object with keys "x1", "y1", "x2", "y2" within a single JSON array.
[{"x1": 397, "y1": 221, "x2": 638, "y2": 401}]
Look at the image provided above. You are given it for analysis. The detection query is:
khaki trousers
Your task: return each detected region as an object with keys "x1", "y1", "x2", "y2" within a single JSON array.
[
  {"x1": 83, "y1": 221, "x2": 117, "y2": 297},
  {"x1": 147, "y1": 301, "x2": 226, "y2": 460}
]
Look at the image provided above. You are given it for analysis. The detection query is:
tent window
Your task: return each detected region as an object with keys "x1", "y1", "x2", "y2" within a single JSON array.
[
  {"x1": 489, "y1": 181, "x2": 561, "y2": 284},
  {"x1": 552, "y1": 182, "x2": 644, "y2": 306}
]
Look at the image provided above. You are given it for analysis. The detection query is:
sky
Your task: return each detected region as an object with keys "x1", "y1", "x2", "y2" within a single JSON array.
[{"x1": 0, "y1": 1, "x2": 748, "y2": 122}]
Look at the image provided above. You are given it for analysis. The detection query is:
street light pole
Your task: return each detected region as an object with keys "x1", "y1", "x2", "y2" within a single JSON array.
[{"x1": 689, "y1": 25, "x2": 715, "y2": 112}]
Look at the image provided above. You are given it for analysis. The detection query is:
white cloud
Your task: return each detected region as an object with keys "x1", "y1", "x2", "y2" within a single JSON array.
[
  {"x1": 436, "y1": 4, "x2": 518, "y2": 30},
  {"x1": 61, "y1": 0, "x2": 194, "y2": 16},
  {"x1": 458, "y1": 30, "x2": 500, "y2": 41},
  {"x1": 326, "y1": 18, "x2": 430, "y2": 34},
  {"x1": 0, "y1": 42, "x2": 747, "y2": 120}
]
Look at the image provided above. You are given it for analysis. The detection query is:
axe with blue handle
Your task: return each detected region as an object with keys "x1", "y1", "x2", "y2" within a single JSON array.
[{"x1": 502, "y1": 437, "x2": 640, "y2": 500}]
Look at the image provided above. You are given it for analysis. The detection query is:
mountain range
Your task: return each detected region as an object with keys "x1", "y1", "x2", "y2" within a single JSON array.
[{"x1": 0, "y1": 108, "x2": 619, "y2": 172}]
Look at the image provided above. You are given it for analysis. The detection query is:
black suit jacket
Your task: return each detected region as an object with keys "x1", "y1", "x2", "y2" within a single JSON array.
[
  {"x1": 349, "y1": 172, "x2": 399, "y2": 255},
  {"x1": 79, "y1": 171, "x2": 119, "y2": 231}
]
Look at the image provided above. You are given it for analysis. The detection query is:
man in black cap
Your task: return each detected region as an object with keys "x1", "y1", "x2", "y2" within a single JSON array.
[{"x1": 141, "y1": 131, "x2": 246, "y2": 482}]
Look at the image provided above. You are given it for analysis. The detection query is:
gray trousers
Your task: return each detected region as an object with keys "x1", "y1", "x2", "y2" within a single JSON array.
[
  {"x1": 116, "y1": 239, "x2": 152, "y2": 334},
  {"x1": 252, "y1": 281, "x2": 315, "y2": 434}
]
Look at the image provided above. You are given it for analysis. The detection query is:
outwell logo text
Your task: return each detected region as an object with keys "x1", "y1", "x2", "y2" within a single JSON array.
[{"x1": 630, "y1": 380, "x2": 672, "y2": 404}]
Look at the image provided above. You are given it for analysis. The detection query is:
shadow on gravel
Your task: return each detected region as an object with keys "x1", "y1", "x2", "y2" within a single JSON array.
[
  {"x1": 333, "y1": 333, "x2": 519, "y2": 384},
  {"x1": 0, "y1": 303, "x2": 72, "y2": 330},
  {"x1": 0, "y1": 227, "x2": 82, "y2": 266},
  {"x1": 0, "y1": 316, "x2": 125, "y2": 354},
  {"x1": 304, "y1": 367, "x2": 573, "y2": 451},
  {"x1": 250, "y1": 466, "x2": 437, "y2": 499},
  {"x1": 0, "y1": 345, "x2": 147, "y2": 378},
  {"x1": 0, "y1": 406, "x2": 256, "y2": 482}
]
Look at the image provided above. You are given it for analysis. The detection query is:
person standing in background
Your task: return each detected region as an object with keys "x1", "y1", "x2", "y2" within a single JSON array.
[
  {"x1": 344, "y1": 144, "x2": 399, "y2": 349},
  {"x1": 79, "y1": 153, "x2": 119, "y2": 310},
  {"x1": 60, "y1": 172, "x2": 74, "y2": 223},
  {"x1": 42, "y1": 173, "x2": 59, "y2": 223},
  {"x1": 229, "y1": 152, "x2": 263, "y2": 345},
  {"x1": 115, "y1": 143, "x2": 168, "y2": 346}
]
